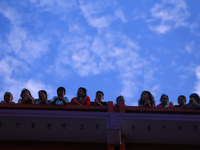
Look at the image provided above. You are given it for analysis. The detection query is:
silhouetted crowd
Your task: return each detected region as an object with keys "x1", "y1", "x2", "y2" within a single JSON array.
[{"x1": 1, "y1": 87, "x2": 200, "y2": 108}]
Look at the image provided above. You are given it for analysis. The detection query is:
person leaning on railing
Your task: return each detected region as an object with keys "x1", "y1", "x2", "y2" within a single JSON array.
[
  {"x1": 186, "y1": 93, "x2": 200, "y2": 108},
  {"x1": 18, "y1": 88, "x2": 35, "y2": 104},
  {"x1": 1, "y1": 92, "x2": 15, "y2": 104},
  {"x1": 50, "y1": 87, "x2": 69, "y2": 105},
  {"x1": 138, "y1": 91, "x2": 155, "y2": 107},
  {"x1": 70, "y1": 87, "x2": 91, "y2": 105},
  {"x1": 113, "y1": 96, "x2": 127, "y2": 106},
  {"x1": 35, "y1": 90, "x2": 50, "y2": 104},
  {"x1": 91, "y1": 91, "x2": 107, "y2": 106},
  {"x1": 174, "y1": 95, "x2": 187, "y2": 108},
  {"x1": 157, "y1": 94, "x2": 173, "y2": 107}
]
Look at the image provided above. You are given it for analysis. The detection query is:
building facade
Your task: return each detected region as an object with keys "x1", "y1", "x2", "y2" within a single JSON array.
[{"x1": 0, "y1": 101, "x2": 200, "y2": 150}]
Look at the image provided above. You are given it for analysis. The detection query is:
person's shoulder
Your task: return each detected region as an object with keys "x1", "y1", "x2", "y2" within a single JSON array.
[
  {"x1": 186, "y1": 102, "x2": 194, "y2": 108},
  {"x1": 85, "y1": 96, "x2": 91, "y2": 105},
  {"x1": 63, "y1": 97, "x2": 69, "y2": 102},
  {"x1": 84, "y1": 96, "x2": 90, "y2": 102},
  {"x1": 157, "y1": 104, "x2": 162, "y2": 107},
  {"x1": 86, "y1": 96, "x2": 90, "y2": 99},
  {"x1": 51, "y1": 96, "x2": 57, "y2": 100},
  {"x1": 1, "y1": 101, "x2": 6, "y2": 103},
  {"x1": 71, "y1": 97, "x2": 77, "y2": 101}
]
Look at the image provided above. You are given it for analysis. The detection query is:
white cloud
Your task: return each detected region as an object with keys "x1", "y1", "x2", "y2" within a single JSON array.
[
  {"x1": 149, "y1": 24, "x2": 171, "y2": 34},
  {"x1": 189, "y1": 13, "x2": 200, "y2": 36},
  {"x1": 79, "y1": 2, "x2": 115, "y2": 29},
  {"x1": 0, "y1": 1, "x2": 26, "y2": 55},
  {"x1": 7, "y1": 26, "x2": 27, "y2": 54},
  {"x1": 189, "y1": 22, "x2": 199, "y2": 35},
  {"x1": 115, "y1": 9, "x2": 126, "y2": 23},
  {"x1": 185, "y1": 41, "x2": 195, "y2": 53},
  {"x1": 0, "y1": 56, "x2": 50, "y2": 102},
  {"x1": 132, "y1": 9, "x2": 146, "y2": 20},
  {"x1": 79, "y1": 0, "x2": 115, "y2": 16},
  {"x1": 52, "y1": 24, "x2": 159, "y2": 103},
  {"x1": 0, "y1": 1, "x2": 53, "y2": 102},
  {"x1": 68, "y1": 24, "x2": 85, "y2": 35},
  {"x1": 0, "y1": 57, "x2": 13, "y2": 76},
  {"x1": 149, "y1": 0, "x2": 190, "y2": 34},
  {"x1": 79, "y1": 0, "x2": 126, "y2": 29},
  {"x1": 178, "y1": 74, "x2": 189, "y2": 87},
  {"x1": 19, "y1": 36, "x2": 50, "y2": 63},
  {"x1": 0, "y1": 2, "x2": 21, "y2": 25},
  {"x1": 6, "y1": 25, "x2": 50, "y2": 64},
  {"x1": 0, "y1": 0, "x2": 160, "y2": 106},
  {"x1": 151, "y1": 85, "x2": 160, "y2": 94},
  {"x1": 54, "y1": 35, "x2": 101, "y2": 77},
  {"x1": 121, "y1": 80, "x2": 137, "y2": 98},
  {"x1": 0, "y1": 51, "x2": 53, "y2": 101},
  {"x1": 25, "y1": 79, "x2": 53, "y2": 99},
  {"x1": 0, "y1": 56, "x2": 28, "y2": 78},
  {"x1": 0, "y1": 2, "x2": 50, "y2": 63},
  {"x1": 89, "y1": 16, "x2": 116, "y2": 29},
  {"x1": 29, "y1": 0, "x2": 76, "y2": 17},
  {"x1": 0, "y1": 1, "x2": 51, "y2": 66}
]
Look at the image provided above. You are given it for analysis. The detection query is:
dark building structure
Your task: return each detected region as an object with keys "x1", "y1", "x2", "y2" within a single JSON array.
[{"x1": 0, "y1": 101, "x2": 200, "y2": 150}]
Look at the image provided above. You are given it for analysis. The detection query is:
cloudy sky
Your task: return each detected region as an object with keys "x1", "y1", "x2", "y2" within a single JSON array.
[{"x1": 0, "y1": 0, "x2": 200, "y2": 106}]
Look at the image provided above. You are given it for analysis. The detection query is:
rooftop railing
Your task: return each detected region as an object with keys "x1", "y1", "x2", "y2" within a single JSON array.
[{"x1": 1, "y1": 101, "x2": 200, "y2": 114}]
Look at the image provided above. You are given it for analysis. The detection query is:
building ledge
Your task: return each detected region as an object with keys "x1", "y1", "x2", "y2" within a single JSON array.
[{"x1": 0, "y1": 101, "x2": 200, "y2": 145}]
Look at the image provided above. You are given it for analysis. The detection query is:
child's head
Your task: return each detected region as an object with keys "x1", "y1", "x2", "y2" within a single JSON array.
[
  {"x1": 116, "y1": 96, "x2": 125, "y2": 104},
  {"x1": 96, "y1": 91, "x2": 104, "y2": 102},
  {"x1": 140, "y1": 91, "x2": 154, "y2": 101},
  {"x1": 57, "y1": 87, "x2": 66, "y2": 97},
  {"x1": 189, "y1": 93, "x2": 200, "y2": 103},
  {"x1": 38, "y1": 90, "x2": 47, "y2": 100},
  {"x1": 77, "y1": 87, "x2": 87, "y2": 98},
  {"x1": 20, "y1": 88, "x2": 32, "y2": 99},
  {"x1": 177, "y1": 95, "x2": 186, "y2": 106},
  {"x1": 160, "y1": 94, "x2": 169, "y2": 105},
  {"x1": 4, "y1": 92, "x2": 13, "y2": 103}
]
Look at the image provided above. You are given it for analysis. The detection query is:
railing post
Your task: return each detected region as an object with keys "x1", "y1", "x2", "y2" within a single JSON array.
[
  {"x1": 119, "y1": 101, "x2": 125, "y2": 113},
  {"x1": 107, "y1": 101, "x2": 114, "y2": 112}
]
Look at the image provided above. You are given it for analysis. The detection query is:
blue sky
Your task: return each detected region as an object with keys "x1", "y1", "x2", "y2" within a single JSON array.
[{"x1": 0, "y1": 0, "x2": 200, "y2": 106}]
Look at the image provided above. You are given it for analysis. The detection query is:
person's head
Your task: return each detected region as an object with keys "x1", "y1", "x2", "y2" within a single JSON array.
[
  {"x1": 177, "y1": 95, "x2": 186, "y2": 106},
  {"x1": 141, "y1": 91, "x2": 154, "y2": 101},
  {"x1": 4, "y1": 92, "x2": 13, "y2": 103},
  {"x1": 96, "y1": 91, "x2": 104, "y2": 102},
  {"x1": 116, "y1": 96, "x2": 125, "y2": 104},
  {"x1": 160, "y1": 94, "x2": 169, "y2": 106},
  {"x1": 20, "y1": 88, "x2": 32, "y2": 99},
  {"x1": 77, "y1": 87, "x2": 87, "y2": 98},
  {"x1": 189, "y1": 93, "x2": 200, "y2": 103},
  {"x1": 38, "y1": 90, "x2": 47, "y2": 100},
  {"x1": 57, "y1": 87, "x2": 66, "y2": 97}
]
